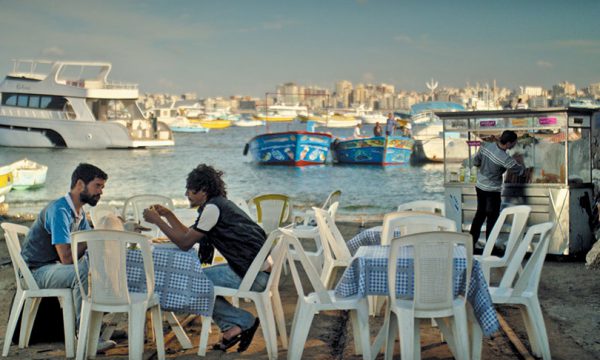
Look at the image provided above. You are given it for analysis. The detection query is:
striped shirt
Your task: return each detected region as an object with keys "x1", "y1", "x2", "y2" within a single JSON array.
[{"x1": 474, "y1": 142, "x2": 525, "y2": 192}]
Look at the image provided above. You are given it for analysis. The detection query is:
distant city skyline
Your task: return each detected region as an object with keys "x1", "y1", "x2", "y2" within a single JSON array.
[{"x1": 2, "y1": 0, "x2": 599, "y2": 97}]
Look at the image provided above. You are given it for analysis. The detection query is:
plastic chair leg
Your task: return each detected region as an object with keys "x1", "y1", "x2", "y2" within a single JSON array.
[
  {"x1": 288, "y1": 304, "x2": 315, "y2": 360},
  {"x1": 164, "y1": 312, "x2": 192, "y2": 349},
  {"x1": 150, "y1": 306, "x2": 165, "y2": 360},
  {"x1": 86, "y1": 311, "x2": 103, "y2": 358},
  {"x1": 19, "y1": 297, "x2": 40, "y2": 347},
  {"x1": 271, "y1": 289, "x2": 288, "y2": 349},
  {"x1": 129, "y1": 306, "x2": 146, "y2": 360},
  {"x1": 526, "y1": 297, "x2": 551, "y2": 360},
  {"x1": 397, "y1": 309, "x2": 415, "y2": 360},
  {"x1": 384, "y1": 313, "x2": 398, "y2": 360},
  {"x1": 76, "y1": 302, "x2": 92, "y2": 360},
  {"x1": 349, "y1": 304, "x2": 371, "y2": 359},
  {"x1": 255, "y1": 296, "x2": 278, "y2": 359},
  {"x1": 2, "y1": 290, "x2": 25, "y2": 356},
  {"x1": 197, "y1": 316, "x2": 212, "y2": 356},
  {"x1": 451, "y1": 307, "x2": 471, "y2": 360},
  {"x1": 61, "y1": 294, "x2": 76, "y2": 358}
]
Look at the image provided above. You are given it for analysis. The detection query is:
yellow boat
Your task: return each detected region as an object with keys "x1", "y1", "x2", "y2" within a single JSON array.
[
  {"x1": 253, "y1": 114, "x2": 296, "y2": 122},
  {"x1": 0, "y1": 164, "x2": 13, "y2": 202},
  {"x1": 189, "y1": 119, "x2": 232, "y2": 129}
]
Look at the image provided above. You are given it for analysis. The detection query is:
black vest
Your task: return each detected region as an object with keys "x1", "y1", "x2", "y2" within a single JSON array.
[{"x1": 194, "y1": 196, "x2": 266, "y2": 278}]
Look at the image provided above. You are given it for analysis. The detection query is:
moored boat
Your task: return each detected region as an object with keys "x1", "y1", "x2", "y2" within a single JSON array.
[
  {"x1": 9, "y1": 158, "x2": 47, "y2": 190},
  {"x1": 0, "y1": 164, "x2": 13, "y2": 202},
  {"x1": 244, "y1": 131, "x2": 333, "y2": 166},
  {"x1": 0, "y1": 60, "x2": 174, "y2": 149},
  {"x1": 332, "y1": 136, "x2": 414, "y2": 165},
  {"x1": 191, "y1": 119, "x2": 232, "y2": 129}
]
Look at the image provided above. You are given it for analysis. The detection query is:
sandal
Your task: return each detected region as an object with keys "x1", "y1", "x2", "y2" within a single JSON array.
[
  {"x1": 237, "y1": 318, "x2": 260, "y2": 353},
  {"x1": 212, "y1": 333, "x2": 241, "y2": 351}
]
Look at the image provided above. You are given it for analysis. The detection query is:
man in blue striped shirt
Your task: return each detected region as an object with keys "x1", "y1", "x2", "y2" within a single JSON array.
[{"x1": 470, "y1": 130, "x2": 526, "y2": 246}]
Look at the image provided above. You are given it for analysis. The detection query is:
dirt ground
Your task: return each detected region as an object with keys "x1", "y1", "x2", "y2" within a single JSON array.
[{"x1": 0, "y1": 217, "x2": 598, "y2": 359}]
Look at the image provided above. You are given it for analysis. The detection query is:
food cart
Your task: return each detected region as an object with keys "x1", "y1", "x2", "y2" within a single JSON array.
[{"x1": 436, "y1": 107, "x2": 598, "y2": 255}]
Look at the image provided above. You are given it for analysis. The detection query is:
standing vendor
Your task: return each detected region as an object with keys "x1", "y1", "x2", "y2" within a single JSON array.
[{"x1": 469, "y1": 130, "x2": 527, "y2": 246}]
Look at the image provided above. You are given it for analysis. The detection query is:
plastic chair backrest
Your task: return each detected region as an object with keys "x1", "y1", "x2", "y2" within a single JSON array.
[
  {"x1": 313, "y1": 207, "x2": 352, "y2": 262},
  {"x1": 381, "y1": 213, "x2": 457, "y2": 246},
  {"x1": 280, "y1": 228, "x2": 332, "y2": 304},
  {"x1": 481, "y1": 205, "x2": 532, "y2": 259},
  {"x1": 1, "y1": 223, "x2": 39, "y2": 291},
  {"x1": 71, "y1": 230, "x2": 155, "y2": 306},
  {"x1": 498, "y1": 222, "x2": 554, "y2": 292},
  {"x1": 322, "y1": 190, "x2": 342, "y2": 209},
  {"x1": 250, "y1": 194, "x2": 290, "y2": 234},
  {"x1": 90, "y1": 203, "x2": 118, "y2": 228},
  {"x1": 122, "y1": 194, "x2": 174, "y2": 236},
  {"x1": 237, "y1": 229, "x2": 287, "y2": 293},
  {"x1": 397, "y1": 200, "x2": 445, "y2": 216},
  {"x1": 230, "y1": 197, "x2": 253, "y2": 219},
  {"x1": 388, "y1": 231, "x2": 472, "y2": 312}
]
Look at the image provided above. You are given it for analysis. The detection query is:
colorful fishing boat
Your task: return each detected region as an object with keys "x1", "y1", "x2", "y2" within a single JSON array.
[
  {"x1": 0, "y1": 164, "x2": 13, "y2": 203},
  {"x1": 244, "y1": 131, "x2": 333, "y2": 166},
  {"x1": 332, "y1": 136, "x2": 414, "y2": 165}
]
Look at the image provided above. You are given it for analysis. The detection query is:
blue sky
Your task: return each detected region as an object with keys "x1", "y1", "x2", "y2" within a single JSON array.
[{"x1": 1, "y1": 0, "x2": 599, "y2": 97}]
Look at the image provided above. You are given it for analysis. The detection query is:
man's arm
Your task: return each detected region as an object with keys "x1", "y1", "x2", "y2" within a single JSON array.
[
  {"x1": 55, "y1": 242, "x2": 86, "y2": 264},
  {"x1": 46, "y1": 208, "x2": 83, "y2": 264},
  {"x1": 144, "y1": 208, "x2": 204, "y2": 251}
]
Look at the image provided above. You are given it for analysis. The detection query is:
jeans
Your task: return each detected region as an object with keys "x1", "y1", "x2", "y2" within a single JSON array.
[
  {"x1": 203, "y1": 263, "x2": 269, "y2": 332},
  {"x1": 31, "y1": 256, "x2": 89, "y2": 325},
  {"x1": 470, "y1": 187, "x2": 502, "y2": 246}
]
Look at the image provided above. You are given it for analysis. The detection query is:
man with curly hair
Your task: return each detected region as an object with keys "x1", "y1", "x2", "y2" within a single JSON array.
[{"x1": 143, "y1": 164, "x2": 266, "y2": 353}]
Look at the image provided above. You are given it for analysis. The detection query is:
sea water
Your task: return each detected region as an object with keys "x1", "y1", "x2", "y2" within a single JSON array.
[{"x1": 0, "y1": 122, "x2": 445, "y2": 216}]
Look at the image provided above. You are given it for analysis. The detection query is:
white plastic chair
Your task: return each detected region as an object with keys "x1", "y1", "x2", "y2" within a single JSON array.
[
  {"x1": 289, "y1": 202, "x2": 339, "y2": 272},
  {"x1": 250, "y1": 193, "x2": 291, "y2": 235},
  {"x1": 475, "y1": 205, "x2": 532, "y2": 283},
  {"x1": 198, "y1": 229, "x2": 289, "y2": 359},
  {"x1": 122, "y1": 194, "x2": 174, "y2": 237},
  {"x1": 230, "y1": 196, "x2": 254, "y2": 220},
  {"x1": 71, "y1": 229, "x2": 165, "y2": 360},
  {"x1": 313, "y1": 207, "x2": 353, "y2": 289},
  {"x1": 89, "y1": 203, "x2": 118, "y2": 228},
  {"x1": 281, "y1": 228, "x2": 371, "y2": 360},
  {"x1": 1, "y1": 223, "x2": 76, "y2": 358},
  {"x1": 299, "y1": 189, "x2": 342, "y2": 225},
  {"x1": 384, "y1": 231, "x2": 472, "y2": 360},
  {"x1": 380, "y1": 212, "x2": 457, "y2": 246},
  {"x1": 375, "y1": 213, "x2": 458, "y2": 317},
  {"x1": 488, "y1": 222, "x2": 554, "y2": 360},
  {"x1": 397, "y1": 199, "x2": 445, "y2": 216}
]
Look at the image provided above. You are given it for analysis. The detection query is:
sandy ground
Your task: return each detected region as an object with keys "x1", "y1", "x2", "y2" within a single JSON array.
[{"x1": 0, "y1": 217, "x2": 599, "y2": 359}]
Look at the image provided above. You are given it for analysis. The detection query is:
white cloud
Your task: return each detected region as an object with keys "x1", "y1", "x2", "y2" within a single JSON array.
[
  {"x1": 394, "y1": 34, "x2": 413, "y2": 44},
  {"x1": 536, "y1": 60, "x2": 553, "y2": 68},
  {"x1": 262, "y1": 18, "x2": 298, "y2": 30}
]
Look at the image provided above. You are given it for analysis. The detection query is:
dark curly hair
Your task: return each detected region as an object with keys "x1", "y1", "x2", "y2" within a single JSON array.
[
  {"x1": 70, "y1": 163, "x2": 107, "y2": 189},
  {"x1": 186, "y1": 164, "x2": 227, "y2": 198}
]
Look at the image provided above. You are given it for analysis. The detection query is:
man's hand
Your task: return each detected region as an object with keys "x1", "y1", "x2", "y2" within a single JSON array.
[
  {"x1": 143, "y1": 207, "x2": 162, "y2": 224},
  {"x1": 150, "y1": 204, "x2": 172, "y2": 216}
]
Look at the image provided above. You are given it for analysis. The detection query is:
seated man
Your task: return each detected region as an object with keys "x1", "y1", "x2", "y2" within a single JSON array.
[
  {"x1": 143, "y1": 164, "x2": 266, "y2": 353},
  {"x1": 20, "y1": 163, "x2": 116, "y2": 352}
]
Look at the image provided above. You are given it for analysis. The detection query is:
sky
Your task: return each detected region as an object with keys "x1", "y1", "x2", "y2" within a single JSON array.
[{"x1": 1, "y1": 0, "x2": 599, "y2": 97}]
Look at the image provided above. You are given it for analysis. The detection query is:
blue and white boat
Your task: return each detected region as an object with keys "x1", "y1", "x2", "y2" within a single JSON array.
[
  {"x1": 244, "y1": 131, "x2": 333, "y2": 166},
  {"x1": 332, "y1": 136, "x2": 414, "y2": 165}
]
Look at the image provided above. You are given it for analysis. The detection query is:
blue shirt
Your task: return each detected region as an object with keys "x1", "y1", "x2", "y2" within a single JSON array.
[
  {"x1": 386, "y1": 117, "x2": 395, "y2": 134},
  {"x1": 21, "y1": 195, "x2": 91, "y2": 268}
]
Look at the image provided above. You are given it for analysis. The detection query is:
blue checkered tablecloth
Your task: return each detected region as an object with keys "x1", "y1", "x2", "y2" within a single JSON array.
[
  {"x1": 347, "y1": 226, "x2": 386, "y2": 255},
  {"x1": 334, "y1": 245, "x2": 499, "y2": 337},
  {"x1": 126, "y1": 245, "x2": 214, "y2": 316}
]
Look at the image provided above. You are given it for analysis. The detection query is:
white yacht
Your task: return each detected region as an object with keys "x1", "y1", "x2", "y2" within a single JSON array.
[
  {"x1": 0, "y1": 60, "x2": 174, "y2": 149},
  {"x1": 410, "y1": 102, "x2": 468, "y2": 162}
]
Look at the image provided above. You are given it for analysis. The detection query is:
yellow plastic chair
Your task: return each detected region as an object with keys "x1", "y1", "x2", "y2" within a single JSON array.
[
  {"x1": 250, "y1": 193, "x2": 291, "y2": 235},
  {"x1": 71, "y1": 230, "x2": 165, "y2": 360},
  {"x1": 1, "y1": 223, "x2": 76, "y2": 358}
]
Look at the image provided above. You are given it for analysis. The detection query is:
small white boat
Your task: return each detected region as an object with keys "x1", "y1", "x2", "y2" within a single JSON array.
[
  {"x1": 234, "y1": 119, "x2": 265, "y2": 127},
  {"x1": 10, "y1": 158, "x2": 48, "y2": 190},
  {"x1": 169, "y1": 118, "x2": 210, "y2": 133}
]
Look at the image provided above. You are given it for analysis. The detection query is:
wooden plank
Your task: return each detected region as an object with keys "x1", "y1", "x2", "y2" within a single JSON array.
[{"x1": 497, "y1": 312, "x2": 535, "y2": 360}]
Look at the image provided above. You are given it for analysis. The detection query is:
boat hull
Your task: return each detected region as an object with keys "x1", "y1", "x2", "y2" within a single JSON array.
[
  {"x1": 0, "y1": 165, "x2": 13, "y2": 196},
  {"x1": 332, "y1": 136, "x2": 414, "y2": 165},
  {"x1": 246, "y1": 131, "x2": 332, "y2": 166},
  {"x1": 0, "y1": 116, "x2": 174, "y2": 149}
]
